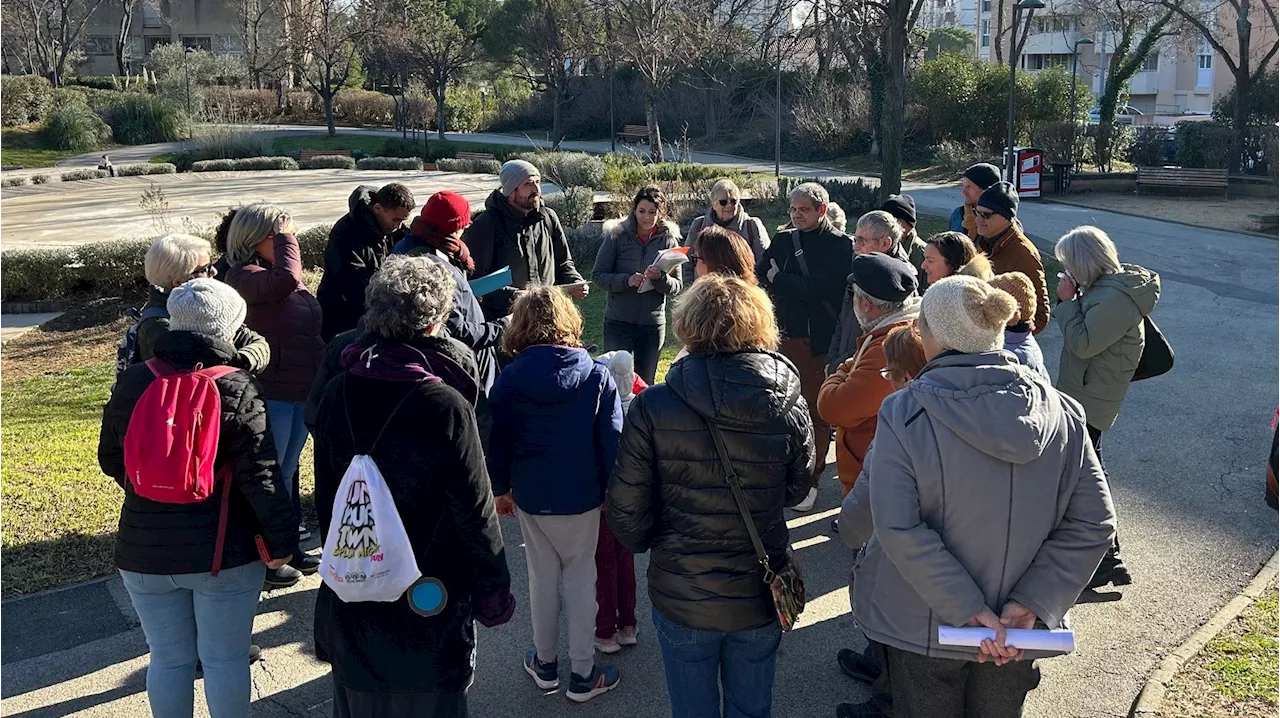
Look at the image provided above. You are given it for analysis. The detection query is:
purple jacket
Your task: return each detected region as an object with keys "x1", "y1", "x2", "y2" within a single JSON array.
[{"x1": 226, "y1": 232, "x2": 324, "y2": 402}]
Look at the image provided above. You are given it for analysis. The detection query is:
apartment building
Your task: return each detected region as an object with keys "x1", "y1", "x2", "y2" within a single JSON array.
[{"x1": 71, "y1": 1, "x2": 255, "y2": 76}]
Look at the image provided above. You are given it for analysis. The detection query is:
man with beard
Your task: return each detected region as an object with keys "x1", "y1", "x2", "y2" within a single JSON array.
[{"x1": 464, "y1": 160, "x2": 588, "y2": 321}]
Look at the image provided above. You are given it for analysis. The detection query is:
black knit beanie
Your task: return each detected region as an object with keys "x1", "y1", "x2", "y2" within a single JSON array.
[
  {"x1": 963, "y1": 163, "x2": 1002, "y2": 191},
  {"x1": 977, "y1": 181, "x2": 1019, "y2": 220}
]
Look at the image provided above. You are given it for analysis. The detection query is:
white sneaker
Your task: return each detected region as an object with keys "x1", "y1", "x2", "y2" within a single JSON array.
[
  {"x1": 791, "y1": 487, "x2": 818, "y2": 512},
  {"x1": 594, "y1": 635, "x2": 621, "y2": 654}
]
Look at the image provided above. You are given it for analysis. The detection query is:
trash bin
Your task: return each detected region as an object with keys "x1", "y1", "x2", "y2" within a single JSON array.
[{"x1": 1003, "y1": 146, "x2": 1045, "y2": 198}]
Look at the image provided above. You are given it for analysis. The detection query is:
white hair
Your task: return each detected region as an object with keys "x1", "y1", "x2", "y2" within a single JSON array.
[
  {"x1": 856, "y1": 210, "x2": 903, "y2": 244},
  {"x1": 1055, "y1": 225, "x2": 1122, "y2": 288},
  {"x1": 710, "y1": 178, "x2": 741, "y2": 200},
  {"x1": 363, "y1": 255, "x2": 456, "y2": 340},
  {"x1": 826, "y1": 202, "x2": 847, "y2": 232},
  {"x1": 145, "y1": 234, "x2": 213, "y2": 288},
  {"x1": 788, "y1": 182, "x2": 829, "y2": 210},
  {"x1": 226, "y1": 202, "x2": 287, "y2": 267},
  {"x1": 853, "y1": 284, "x2": 903, "y2": 314}
]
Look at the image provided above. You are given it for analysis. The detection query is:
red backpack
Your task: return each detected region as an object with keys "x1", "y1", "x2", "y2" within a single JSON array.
[{"x1": 123, "y1": 359, "x2": 241, "y2": 575}]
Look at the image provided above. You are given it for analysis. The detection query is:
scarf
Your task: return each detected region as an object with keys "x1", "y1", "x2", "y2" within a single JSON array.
[
  {"x1": 340, "y1": 334, "x2": 479, "y2": 407},
  {"x1": 962, "y1": 204, "x2": 979, "y2": 240},
  {"x1": 860, "y1": 295, "x2": 922, "y2": 335},
  {"x1": 409, "y1": 216, "x2": 475, "y2": 274}
]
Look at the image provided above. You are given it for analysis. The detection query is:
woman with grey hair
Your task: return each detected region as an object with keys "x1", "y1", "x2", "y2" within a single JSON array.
[
  {"x1": 311, "y1": 255, "x2": 514, "y2": 718},
  {"x1": 1054, "y1": 224, "x2": 1160, "y2": 590},
  {"x1": 132, "y1": 234, "x2": 270, "y2": 373},
  {"x1": 224, "y1": 203, "x2": 325, "y2": 586},
  {"x1": 683, "y1": 178, "x2": 770, "y2": 287}
]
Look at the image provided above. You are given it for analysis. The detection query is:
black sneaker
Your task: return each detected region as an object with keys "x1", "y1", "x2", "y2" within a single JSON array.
[
  {"x1": 264, "y1": 565, "x2": 303, "y2": 590},
  {"x1": 836, "y1": 701, "x2": 889, "y2": 718},
  {"x1": 830, "y1": 518, "x2": 840, "y2": 535},
  {"x1": 566, "y1": 663, "x2": 620, "y2": 703},
  {"x1": 837, "y1": 647, "x2": 879, "y2": 684},
  {"x1": 524, "y1": 647, "x2": 559, "y2": 690},
  {"x1": 289, "y1": 554, "x2": 320, "y2": 576}
]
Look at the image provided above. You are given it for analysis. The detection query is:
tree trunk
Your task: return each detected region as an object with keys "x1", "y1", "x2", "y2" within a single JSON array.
[
  {"x1": 880, "y1": 8, "x2": 908, "y2": 195},
  {"x1": 551, "y1": 84, "x2": 563, "y2": 143},
  {"x1": 435, "y1": 80, "x2": 447, "y2": 141},
  {"x1": 994, "y1": 0, "x2": 1005, "y2": 64},
  {"x1": 323, "y1": 86, "x2": 337, "y2": 136},
  {"x1": 1230, "y1": 69, "x2": 1250, "y2": 173},
  {"x1": 704, "y1": 82, "x2": 718, "y2": 140},
  {"x1": 864, "y1": 48, "x2": 886, "y2": 158},
  {"x1": 644, "y1": 81, "x2": 663, "y2": 163}
]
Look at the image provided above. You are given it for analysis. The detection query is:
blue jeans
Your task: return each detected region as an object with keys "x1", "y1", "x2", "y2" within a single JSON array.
[
  {"x1": 652, "y1": 608, "x2": 782, "y2": 718},
  {"x1": 121, "y1": 562, "x2": 267, "y2": 718},
  {"x1": 265, "y1": 399, "x2": 307, "y2": 522}
]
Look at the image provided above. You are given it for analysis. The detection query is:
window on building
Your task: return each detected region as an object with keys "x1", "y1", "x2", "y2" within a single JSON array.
[
  {"x1": 1196, "y1": 44, "x2": 1212, "y2": 88},
  {"x1": 142, "y1": 2, "x2": 162, "y2": 28},
  {"x1": 145, "y1": 36, "x2": 170, "y2": 55},
  {"x1": 85, "y1": 36, "x2": 114, "y2": 55},
  {"x1": 1141, "y1": 54, "x2": 1159, "y2": 71},
  {"x1": 981, "y1": 19, "x2": 990, "y2": 47},
  {"x1": 215, "y1": 35, "x2": 244, "y2": 54},
  {"x1": 181, "y1": 35, "x2": 212, "y2": 52},
  {"x1": 1196, "y1": 53, "x2": 1212, "y2": 69},
  {"x1": 981, "y1": 0, "x2": 990, "y2": 12}
]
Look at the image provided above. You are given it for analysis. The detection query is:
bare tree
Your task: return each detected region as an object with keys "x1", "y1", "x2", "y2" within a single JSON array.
[
  {"x1": 111, "y1": 0, "x2": 139, "y2": 76},
  {"x1": 235, "y1": 0, "x2": 293, "y2": 89},
  {"x1": 1158, "y1": 0, "x2": 1278, "y2": 171},
  {"x1": 292, "y1": 0, "x2": 370, "y2": 135},
  {"x1": 2, "y1": 0, "x2": 106, "y2": 85}
]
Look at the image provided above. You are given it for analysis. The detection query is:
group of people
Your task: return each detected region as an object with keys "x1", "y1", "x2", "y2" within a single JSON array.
[{"x1": 96, "y1": 154, "x2": 1162, "y2": 718}]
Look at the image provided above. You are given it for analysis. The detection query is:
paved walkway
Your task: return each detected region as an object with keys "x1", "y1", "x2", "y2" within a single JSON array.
[
  {"x1": 1, "y1": 137, "x2": 1276, "y2": 717},
  {"x1": 0, "y1": 313, "x2": 63, "y2": 344}
]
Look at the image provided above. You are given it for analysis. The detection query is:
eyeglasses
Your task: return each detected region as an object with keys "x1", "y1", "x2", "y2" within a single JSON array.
[
  {"x1": 974, "y1": 209, "x2": 996, "y2": 220},
  {"x1": 717, "y1": 198, "x2": 739, "y2": 207},
  {"x1": 879, "y1": 367, "x2": 895, "y2": 380},
  {"x1": 687, "y1": 252, "x2": 702, "y2": 264},
  {"x1": 189, "y1": 262, "x2": 217, "y2": 279}
]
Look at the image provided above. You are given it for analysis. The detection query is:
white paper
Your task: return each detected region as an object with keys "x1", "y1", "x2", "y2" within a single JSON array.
[
  {"x1": 937, "y1": 626, "x2": 1076, "y2": 653},
  {"x1": 637, "y1": 249, "x2": 689, "y2": 293}
]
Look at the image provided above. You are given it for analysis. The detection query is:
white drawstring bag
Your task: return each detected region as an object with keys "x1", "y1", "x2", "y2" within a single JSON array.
[{"x1": 319, "y1": 374, "x2": 423, "y2": 602}]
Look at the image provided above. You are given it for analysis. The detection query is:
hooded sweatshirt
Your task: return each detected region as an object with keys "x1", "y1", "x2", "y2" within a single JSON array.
[
  {"x1": 487, "y1": 345, "x2": 623, "y2": 515},
  {"x1": 1053, "y1": 264, "x2": 1160, "y2": 431},
  {"x1": 316, "y1": 186, "x2": 407, "y2": 340},
  {"x1": 853, "y1": 351, "x2": 1116, "y2": 662}
]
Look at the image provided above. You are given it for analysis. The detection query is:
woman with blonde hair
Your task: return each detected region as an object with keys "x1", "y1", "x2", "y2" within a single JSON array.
[
  {"x1": 683, "y1": 178, "x2": 770, "y2": 286},
  {"x1": 1054, "y1": 224, "x2": 1160, "y2": 589},
  {"x1": 487, "y1": 285, "x2": 625, "y2": 702},
  {"x1": 607, "y1": 274, "x2": 814, "y2": 718},
  {"x1": 224, "y1": 203, "x2": 325, "y2": 586}
]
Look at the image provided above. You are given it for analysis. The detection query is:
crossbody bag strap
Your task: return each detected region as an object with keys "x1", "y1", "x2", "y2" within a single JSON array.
[
  {"x1": 703, "y1": 417, "x2": 772, "y2": 572},
  {"x1": 789, "y1": 240, "x2": 839, "y2": 321},
  {"x1": 342, "y1": 372, "x2": 426, "y2": 456}
]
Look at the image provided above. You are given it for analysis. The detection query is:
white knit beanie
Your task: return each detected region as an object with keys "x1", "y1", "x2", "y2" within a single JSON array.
[
  {"x1": 920, "y1": 276, "x2": 1016, "y2": 354},
  {"x1": 167, "y1": 278, "x2": 247, "y2": 342}
]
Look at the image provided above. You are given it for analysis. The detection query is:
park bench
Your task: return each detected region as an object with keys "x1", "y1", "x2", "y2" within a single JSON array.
[
  {"x1": 617, "y1": 125, "x2": 650, "y2": 144},
  {"x1": 456, "y1": 151, "x2": 496, "y2": 161},
  {"x1": 300, "y1": 149, "x2": 353, "y2": 162},
  {"x1": 1135, "y1": 166, "x2": 1228, "y2": 198}
]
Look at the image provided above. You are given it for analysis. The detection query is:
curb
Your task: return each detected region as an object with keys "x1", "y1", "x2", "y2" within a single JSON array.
[
  {"x1": 1041, "y1": 197, "x2": 1278, "y2": 240},
  {"x1": 1, "y1": 300, "x2": 69, "y2": 314},
  {"x1": 1129, "y1": 549, "x2": 1279, "y2": 717}
]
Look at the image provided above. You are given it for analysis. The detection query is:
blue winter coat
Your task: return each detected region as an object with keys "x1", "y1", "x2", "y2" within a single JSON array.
[
  {"x1": 391, "y1": 238, "x2": 506, "y2": 395},
  {"x1": 487, "y1": 345, "x2": 623, "y2": 515}
]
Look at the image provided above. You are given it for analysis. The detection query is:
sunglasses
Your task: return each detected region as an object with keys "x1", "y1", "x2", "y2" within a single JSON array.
[
  {"x1": 189, "y1": 262, "x2": 217, "y2": 279},
  {"x1": 717, "y1": 198, "x2": 739, "y2": 207},
  {"x1": 974, "y1": 209, "x2": 996, "y2": 220},
  {"x1": 687, "y1": 252, "x2": 702, "y2": 263}
]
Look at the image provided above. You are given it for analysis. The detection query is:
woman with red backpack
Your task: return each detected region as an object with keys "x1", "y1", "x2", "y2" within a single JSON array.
[{"x1": 99, "y1": 278, "x2": 298, "y2": 718}]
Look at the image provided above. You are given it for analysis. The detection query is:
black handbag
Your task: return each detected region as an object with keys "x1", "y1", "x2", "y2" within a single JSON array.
[
  {"x1": 700, "y1": 414, "x2": 807, "y2": 631},
  {"x1": 1132, "y1": 315, "x2": 1173, "y2": 382}
]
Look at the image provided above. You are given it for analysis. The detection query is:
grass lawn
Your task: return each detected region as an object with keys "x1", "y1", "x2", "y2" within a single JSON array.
[{"x1": 0, "y1": 124, "x2": 87, "y2": 169}]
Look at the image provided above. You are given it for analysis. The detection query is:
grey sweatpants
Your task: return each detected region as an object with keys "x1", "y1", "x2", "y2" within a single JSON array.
[{"x1": 517, "y1": 509, "x2": 600, "y2": 677}]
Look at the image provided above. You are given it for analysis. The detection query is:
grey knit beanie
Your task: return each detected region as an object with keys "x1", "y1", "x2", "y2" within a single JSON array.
[
  {"x1": 499, "y1": 159, "x2": 540, "y2": 196},
  {"x1": 167, "y1": 277, "x2": 246, "y2": 342},
  {"x1": 920, "y1": 275, "x2": 1016, "y2": 354}
]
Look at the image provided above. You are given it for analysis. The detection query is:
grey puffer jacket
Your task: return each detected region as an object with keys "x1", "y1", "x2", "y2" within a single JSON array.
[
  {"x1": 854, "y1": 351, "x2": 1115, "y2": 662},
  {"x1": 592, "y1": 217, "x2": 683, "y2": 326},
  {"x1": 682, "y1": 209, "x2": 770, "y2": 286}
]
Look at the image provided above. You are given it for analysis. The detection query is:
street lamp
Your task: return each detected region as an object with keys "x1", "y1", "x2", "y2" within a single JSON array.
[
  {"x1": 1005, "y1": 0, "x2": 1046, "y2": 184},
  {"x1": 183, "y1": 47, "x2": 197, "y2": 115},
  {"x1": 1069, "y1": 37, "x2": 1094, "y2": 168}
]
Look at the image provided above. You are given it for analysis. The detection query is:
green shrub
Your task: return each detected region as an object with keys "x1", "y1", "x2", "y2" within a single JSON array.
[
  {"x1": 43, "y1": 103, "x2": 112, "y2": 151},
  {"x1": 516, "y1": 152, "x2": 607, "y2": 190},
  {"x1": 378, "y1": 138, "x2": 428, "y2": 159},
  {"x1": 77, "y1": 88, "x2": 135, "y2": 112},
  {"x1": 103, "y1": 96, "x2": 190, "y2": 144},
  {"x1": 51, "y1": 86, "x2": 89, "y2": 110},
  {"x1": 118, "y1": 163, "x2": 178, "y2": 176},
  {"x1": 0, "y1": 248, "x2": 74, "y2": 301},
  {"x1": 357, "y1": 156, "x2": 424, "y2": 170},
  {"x1": 772, "y1": 177, "x2": 880, "y2": 222},
  {"x1": 1130, "y1": 127, "x2": 1170, "y2": 167},
  {"x1": 204, "y1": 88, "x2": 279, "y2": 122},
  {"x1": 602, "y1": 161, "x2": 653, "y2": 195},
  {"x1": 1176, "y1": 121, "x2": 1235, "y2": 169},
  {"x1": 442, "y1": 86, "x2": 483, "y2": 131},
  {"x1": 297, "y1": 224, "x2": 332, "y2": 270},
  {"x1": 193, "y1": 127, "x2": 273, "y2": 161},
  {"x1": 436, "y1": 157, "x2": 501, "y2": 174},
  {"x1": 191, "y1": 156, "x2": 298, "y2": 172},
  {"x1": 334, "y1": 89, "x2": 395, "y2": 126},
  {"x1": 75, "y1": 240, "x2": 151, "y2": 296},
  {"x1": 1, "y1": 75, "x2": 54, "y2": 126},
  {"x1": 0, "y1": 239, "x2": 151, "y2": 302},
  {"x1": 565, "y1": 224, "x2": 605, "y2": 266},
  {"x1": 3, "y1": 176, "x2": 29, "y2": 187},
  {"x1": 30, "y1": 174, "x2": 49, "y2": 184},
  {"x1": 166, "y1": 149, "x2": 202, "y2": 172},
  {"x1": 301, "y1": 155, "x2": 358, "y2": 170},
  {"x1": 60, "y1": 169, "x2": 110, "y2": 181},
  {"x1": 68, "y1": 75, "x2": 124, "y2": 90},
  {"x1": 545, "y1": 187, "x2": 596, "y2": 229}
]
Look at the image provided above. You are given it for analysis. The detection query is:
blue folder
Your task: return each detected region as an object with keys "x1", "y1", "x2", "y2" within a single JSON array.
[{"x1": 469, "y1": 266, "x2": 513, "y2": 297}]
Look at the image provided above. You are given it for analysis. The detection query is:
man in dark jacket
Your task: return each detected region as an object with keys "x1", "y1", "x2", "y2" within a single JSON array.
[
  {"x1": 758, "y1": 181, "x2": 852, "y2": 510},
  {"x1": 463, "y1": 159, "x2": 588, "y2": 320},
  {"x1": 880, "y1": 194, "x2": 928, "y2": 291},
  {"x1": 316, "y1": 183, "x2": 415, "y2": 340}
]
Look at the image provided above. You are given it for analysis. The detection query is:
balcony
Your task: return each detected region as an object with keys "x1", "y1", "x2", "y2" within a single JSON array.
[
  {"x1": 1127, "y1": 70, "x2": 1160, "y2": 95},
  {"x1": 1020, "y1": 32, "x2": 1086, "y2": 55}
]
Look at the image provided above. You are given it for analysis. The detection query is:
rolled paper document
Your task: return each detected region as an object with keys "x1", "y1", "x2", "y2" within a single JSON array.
[{"x1": 938, "y1": 626, "x2": 1076, "y2": 653}]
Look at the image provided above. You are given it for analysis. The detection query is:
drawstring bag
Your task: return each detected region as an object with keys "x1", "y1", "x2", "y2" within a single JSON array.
[{"x1": 319, "y1": 376, "x2": 424, "y2": 602}]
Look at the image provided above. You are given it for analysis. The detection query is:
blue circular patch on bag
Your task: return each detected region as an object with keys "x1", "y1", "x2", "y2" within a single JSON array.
[{"x1": 407, "y1": 577, "x2": 448, "y2": 617}]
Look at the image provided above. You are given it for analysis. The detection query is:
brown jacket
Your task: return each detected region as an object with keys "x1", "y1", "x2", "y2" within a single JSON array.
[
  {"x1": 817, "y1": 319, "x2": 912, "y2": 494},
  {"x1": 983, "y1": 223, "x2": 1049, "y2": 334}
]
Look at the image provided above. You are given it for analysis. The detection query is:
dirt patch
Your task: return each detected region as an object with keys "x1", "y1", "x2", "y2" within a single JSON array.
[
  {"x1": 1, "y1": 296, "x2": 139, "y2": 382},
  {"x1": 1060, "y1": 193, "x2": 1277, "y2": 235}
]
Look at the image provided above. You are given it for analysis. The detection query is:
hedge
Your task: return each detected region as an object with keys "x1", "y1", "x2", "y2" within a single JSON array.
[
  {"x1": 118, "y1": 163, "x2": 178, "y2": 176},
  {"x1": 357, "y1": 156, "x2": 424, "y2": 171},
  {"x1": 30, "y1": 174, "x2": 49, "y2": 184},
  {"x1": 191, "y1": 156, "x2": 299, "y2": 172},
  {"x1": 436, "y1": 157, "x2": 501, "y2": 174},
  {"x1": 1, "y1": 75, "x2": 54, "y2": 126},
  {"x1": 60, "y1": 169, "x2": 109, "y2": 181},
  {"x1": 297, "y1": 224, "x2": 332, "y2": 270},
  {"x1": 3, "y1": 176, "x2": 29, "y2": 187},
  {"x1": 1, "y1": 240, "x2": 151, "y2": 302},
  {"x1": 301, "y1": 155, "x2": 358, "y2": 170}
]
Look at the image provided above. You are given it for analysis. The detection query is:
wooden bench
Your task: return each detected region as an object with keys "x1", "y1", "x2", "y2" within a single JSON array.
[
  {"x1": 300, "y1": 149, "x2": 353, "y2": 162},
  {"x1": 617, "y1": 124, "x2": 650, "y2": 144},
  {"x1": 456, "y1": 151, "x2": 496, "y2": 161},
  {"x1": 1135, "y1": 166, "x2": 1229, "y2": 197}
]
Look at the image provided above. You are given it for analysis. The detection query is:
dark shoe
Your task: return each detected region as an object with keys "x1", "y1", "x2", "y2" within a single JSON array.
[
  {"x1": 836, "y1": 701, "x2": 889, "y2": 718},
  {"x1": 196, "y1": 644, "x2": 260, "y2": 677},
  {"x1": 1088, "y1": 549, "x2": 1133, "y2": 589},
  {"x1": 830, "y1": 518, "x2": 840, "y2": 535},
  {"x1": 289, "y1": 554, "x2": 320, "y2": 576},
  {"x1": 837, "y1": 647, "x2": 879, "y2": 684},
  {"x1": 566, "y1": 663, "x2": 620, "y2": 703},
  {"x1": 298, "y1": 523, "x2": 312, "y2": 541},
  {"x1": 263, "y1": 565, "x2": 302, "y2": 590},
  {"x1": 524, "y1": 647, "x2": 559, "y2": 690}
]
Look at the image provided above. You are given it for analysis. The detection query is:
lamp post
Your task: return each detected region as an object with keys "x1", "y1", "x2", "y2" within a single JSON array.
[
  {"x1": 1005, "y1": 0, "x2": 1046, "y2": 184},
  {"x1": 1069, "y1": 37, "x2": 1094, "y2": 168},
  {"x1": 183, "y1": 47, "x2": 197, "y2": 115}
]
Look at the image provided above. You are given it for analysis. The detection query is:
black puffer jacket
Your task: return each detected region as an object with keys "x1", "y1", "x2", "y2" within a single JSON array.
[
  {"x1": 757, "y1": 222, "x2": 853, "y2": 357},
  {"x1": 606, "y1": 350, "x2": 815, "y2": 632},
  {"x1": 316, "y1": 186, "x2": 407, "y2": 340},
  {"x1": 98, "y1": 331, "x2": 298, "y2": 575}
]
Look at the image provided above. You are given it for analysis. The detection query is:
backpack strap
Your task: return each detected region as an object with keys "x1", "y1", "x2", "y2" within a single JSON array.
[
  {"x1": 342, "y1": 373, "x2": 427, "y2": 456},
  {"x1": 145, "y1": 358, "x2": 174, "y2": 377},
  {"x1": 209, "y1": 465, "x2": 234, "y2": 577}
]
